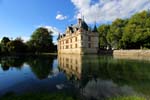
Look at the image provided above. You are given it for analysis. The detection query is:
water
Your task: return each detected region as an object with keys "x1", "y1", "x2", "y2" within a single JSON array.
[{"x1": 0, "y1": 54, "x2": 150, "y2": 99}]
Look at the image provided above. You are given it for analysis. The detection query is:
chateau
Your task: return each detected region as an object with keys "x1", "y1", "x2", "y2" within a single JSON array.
[{"x1": 57, "y1": 18, "x2": 99, "y2": 54}]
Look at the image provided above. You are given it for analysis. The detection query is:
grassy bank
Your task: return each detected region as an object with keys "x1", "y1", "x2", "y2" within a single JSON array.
[
  {"x1": 0, "y1": 93, "x2": 147, "y2": 100},
  {"x1": 108, "y1": 96, "x2": 146, "y2": 100},
  {"x1": 0, "y1": 92, "x2": 76, "y2": 100}
]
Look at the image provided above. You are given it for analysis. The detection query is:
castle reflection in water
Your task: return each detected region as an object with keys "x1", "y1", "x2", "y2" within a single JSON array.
[
  {"x1": 58, "y1": 54, "x2": 82, "y2": 80},
  {"x1": 57, "y1": 54, "x2": 141, "y2": 100}
]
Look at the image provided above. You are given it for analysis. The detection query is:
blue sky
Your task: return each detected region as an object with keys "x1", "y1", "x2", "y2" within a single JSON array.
[{"x1": 0, "y1": 0, "x2": 150, "y2": 43}]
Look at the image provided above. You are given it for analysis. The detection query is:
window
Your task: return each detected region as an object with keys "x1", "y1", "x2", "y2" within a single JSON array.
[
  {"x1": 88, "y1": 43, "x2": 91, "y2": 48},
  {"x1": 70, "y1": 38, "x2": 72, "y2": 43},
  {"x1": 66, "y1": 58, "x2": 69, "y2": 62},
  {"x1": 70, "y1": 44, "x2": 72, "y2": 48},
  {"x1": 88, "y1": 37, "x2": 91, "y2": 41},
  {"x1": 76, "y1": 66, "x2": 78, "y2": 71},
  {"x1": 81, "y1": 36, "x2": 83, "y2": 40},
  {"x1": 75, "y1": 44, "x2": 77, "y2": 48},
  {"x1": 71, "y1": 65, "x2": 72, "y2": 69},
  {"x1": 66, "y1": 40, "x2": 69, "y2": 43},
  {"x1": 66, "y1": 45, "x2": 69, "y2": 49},
  {"x1": 76, "y1": 60, "x2": 78, "y2": 64},
  {"x1": 75, "y1": 37, "x2": 77, "y2": 41},
  {"x1": 81, "y1": 42, "x2": 83, "y2": 46},
  {"x1": 70, "y1": 59, "x2": 72, "y2": 63}
]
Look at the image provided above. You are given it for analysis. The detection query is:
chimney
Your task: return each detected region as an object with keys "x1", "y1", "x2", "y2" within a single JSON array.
[{"x1": 78, "y1": 18, "x2": 82, "y2": 27}]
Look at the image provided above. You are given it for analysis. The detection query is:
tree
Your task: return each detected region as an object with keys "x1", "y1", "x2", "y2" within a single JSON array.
[
  {"x1": 98, "y1": 24, "x2": 110, "y2": 49},
  {"x1": 122, "y1": 11, "x2": 150, "y2": 49},
  {"x1": 27, "y1": 27, "x2": 54, "y2": 53},
  {"x1": 107, "y1": 18, "x2": 128, "y2": 49},
  {"x1": 98, "y1": 10, "x2": 150, "y2": 49},
  {"x1": 0, "y1": 37, "x2": 10, "y2": 53},
  {"x1": 7, "y1": 37, "x2": 27, "y2": 53}
]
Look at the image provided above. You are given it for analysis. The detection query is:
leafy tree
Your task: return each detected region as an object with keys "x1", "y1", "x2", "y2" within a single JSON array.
[
  {"x1": 107, "y1": 18, "x2": 128, "y2": 49},
  {"x1": 122, "y1": 11, "x2": 150, "y2": 49},
  {"x1": 98, "y1": 10, "x2": 150, "y2": 49},
  {"x1": 27, "y1": 27, "x2": 54, "y2": 53},
  {"x1": 98, "y1": 24, "x2": 110, "y2": 49},
  {"x1": 1, "y1": 37, "x2": 10, "y2": 45},
  {"x1": 0, "y1": 43, "x2": 1, "y2": 54},
  {"x1": 0, "y1": 37, "x2": 10, "y2": 53},
  {"x1": 7, "y1": 37, "x2": 27, "y2": 53}
]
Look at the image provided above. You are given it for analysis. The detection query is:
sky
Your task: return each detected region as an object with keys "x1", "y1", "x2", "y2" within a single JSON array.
[{"x1": 0, "y1": 0, "x2": 150, "y2": 44}]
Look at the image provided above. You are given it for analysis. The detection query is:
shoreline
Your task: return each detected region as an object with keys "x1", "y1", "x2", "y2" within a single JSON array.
[
  {"x1": 113, "y1": 50, "x2": 150, "y2": 60},
  {"x1": 113, "y1": 50, "x2": 150, "y2": 56},
  {"x1": 0, "y1": 53, "x2": 58, "y2": 57}
]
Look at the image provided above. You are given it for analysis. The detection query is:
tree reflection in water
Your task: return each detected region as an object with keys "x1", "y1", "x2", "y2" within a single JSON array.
[
  {"x1": 0, "y1": 56, "x2": 25, "y2": 71},
  {"x1": 27, "y1": 55, "x2": 56, "y2": 79},
  {"x1": 0, "y1": 55, "x2": 56, "y2": 80}
]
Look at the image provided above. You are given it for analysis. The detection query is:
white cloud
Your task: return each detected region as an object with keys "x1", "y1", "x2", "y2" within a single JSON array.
[
  {"x1": 21, "y1": 36, "x2": 30, "y2": 42},
  {"x1": 71, "y1": 0, "x2": 150, "y2": 24},
  {"x1": 56, "y1": 14, "x2": 67, "y2": 20}
]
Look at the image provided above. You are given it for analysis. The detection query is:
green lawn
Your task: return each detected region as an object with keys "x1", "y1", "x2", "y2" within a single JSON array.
[
  {"x1": 108, "y1": 96, "x2": 146, "y2": 100},
  {"x1": 0, "y1": 92, "x2": 147, "y2": 100},
  {"x1": 0, "y1": 92, "x2": 76, "y2": 100}
]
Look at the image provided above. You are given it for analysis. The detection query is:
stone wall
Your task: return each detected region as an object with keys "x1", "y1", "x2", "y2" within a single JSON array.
[
  {"x1": 114, "y1": 50, "x2": 150, "y2": 56},
  {"x1": 113, "y1": 50, "x2": 150, "y2": 60}
]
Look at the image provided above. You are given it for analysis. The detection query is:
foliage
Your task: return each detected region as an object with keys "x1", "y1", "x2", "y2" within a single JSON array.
[
  {"x1": 27, "y1": 27, "x2": 54, "y2": 53},
  {"x1": 98, "y1": 24, "x2": 110, "y2": 49},
  {"x1": 98, "y1": 10, "x2": 150, "y2": 49},
  {"x1": 0, "y1": 37, "x2": 10, "y2": 54},
  {"x1": 7, "y1": 37, "x2": 27, "y2": 53},
  {"x1": 0, "y1": 27, "x2": 56, "y2": 55}
]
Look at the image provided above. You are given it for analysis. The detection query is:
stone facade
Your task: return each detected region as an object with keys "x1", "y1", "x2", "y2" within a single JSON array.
[{"x1": 57, "y1": 18, "x2": 99, "y2": 54}]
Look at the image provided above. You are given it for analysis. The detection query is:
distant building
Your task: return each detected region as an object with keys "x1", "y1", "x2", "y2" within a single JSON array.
[{"x1": 57, "y1": 18, "x2": 99, "y2": 54}]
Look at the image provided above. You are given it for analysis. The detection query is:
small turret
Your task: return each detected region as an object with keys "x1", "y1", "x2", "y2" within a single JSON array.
[
  {"x1": 78, "y1": 18, "x2": 82, "y2": 26},
  {"x1": 92, "y1": 23, "x2": 98, "y2": 32}
]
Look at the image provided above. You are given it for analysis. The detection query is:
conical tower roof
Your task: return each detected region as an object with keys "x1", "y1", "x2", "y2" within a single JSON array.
[{"x1": 92, "y1": 24, "x2": 98, "y2": 32}]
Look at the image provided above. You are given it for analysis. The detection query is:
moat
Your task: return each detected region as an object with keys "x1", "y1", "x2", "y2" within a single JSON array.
[{"x1": 0, "y1": 54, "x2": 150, "y2": 100}]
